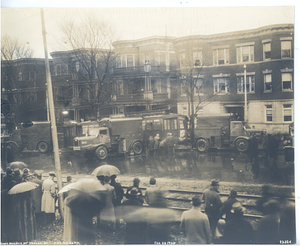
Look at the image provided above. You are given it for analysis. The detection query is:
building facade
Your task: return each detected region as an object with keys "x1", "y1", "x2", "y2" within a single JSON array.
[
  {"x1": 1, "y1": 58, "x2": 49, "y2": 125},
  {"x1": 174, "y1": 24, "x2": 294, "y2": 134},
  {"x1": 111, "y1": 36, "x2": 178, "y2": 115}
]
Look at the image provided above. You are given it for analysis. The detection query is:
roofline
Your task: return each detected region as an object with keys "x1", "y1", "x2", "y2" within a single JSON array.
[
  {"x1": 50, "y1": 48, "x2": 111, "y2": 57},
  {"x1": 113, "y1": 36, "x2": 176, "y2": 46}
]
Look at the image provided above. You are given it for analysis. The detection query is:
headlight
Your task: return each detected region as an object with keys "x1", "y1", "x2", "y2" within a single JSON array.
[{"x1": 81, "y1": 141, "x2": 87, "y2": 145}]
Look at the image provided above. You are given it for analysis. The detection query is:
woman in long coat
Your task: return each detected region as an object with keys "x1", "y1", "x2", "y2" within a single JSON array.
[
  {"x1": 99, "y1": 176, "x2": 116, "y2": 230},
  {"x1": 41, "y1": 172, "x2": 57, "y2": 223},
  {"x1": 8, "y1": 191, "x2": 37, "y2": 243}
]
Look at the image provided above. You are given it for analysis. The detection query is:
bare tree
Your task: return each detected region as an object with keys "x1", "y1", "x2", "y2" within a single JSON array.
[
  {"x1": 174, "y1": 39, "x2": 208, "y2": 146},
  {"x1": 1, "y1": 35, "x2": 41, "y2": 123},
  {"x1": 56, "y1": 15, "x2": 118, "y2": 118}
]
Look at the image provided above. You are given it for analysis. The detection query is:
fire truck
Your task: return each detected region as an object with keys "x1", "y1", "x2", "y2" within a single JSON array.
[
  {"x1": 194, "y1": 114, "x2": 265, "y2": 152},
  {"x1": 73, "y1": 116, "x2": 144, "y2": 160},
  {"x1": 3, "y1": 121, "x2": 54, "y2": 153},
  {"x1": 72, "y1": 113, "x2": 189, "y2": 160}
]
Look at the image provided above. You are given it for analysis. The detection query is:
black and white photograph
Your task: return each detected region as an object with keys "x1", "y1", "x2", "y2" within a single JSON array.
[{"x1": 1, "y1": 1, "x2": 298, "y2": 244}]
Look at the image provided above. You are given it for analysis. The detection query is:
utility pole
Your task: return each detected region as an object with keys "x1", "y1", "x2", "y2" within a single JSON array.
[
  {"x1": 243, "y1": 64, "x2": 248, "y2": 122},
  {"x1": 40, "y1": 8, "x2": 64, "y2": 216}
]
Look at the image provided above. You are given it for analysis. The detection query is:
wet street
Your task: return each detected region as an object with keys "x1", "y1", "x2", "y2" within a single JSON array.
[{"x1": 12, "y1": 148, "x2": 294, "y2": 186}]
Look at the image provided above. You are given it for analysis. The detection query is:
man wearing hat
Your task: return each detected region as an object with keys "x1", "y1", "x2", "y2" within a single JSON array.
[
  {"x1": 125, "y1": 177, "x2": 144, "y2": 203},
  {"x1": 202, "y1": 179, "x2": 222, "y2": 240},
  {"x1": 223, "y1": 202, "x2": 254, "y2": 244},
  {"x1": 219, "y1": 189, "x2": 240, "y2": 222},
  {"x1": 41, "y1": 171, "x2": 57, "y2": 224},
  {"x1": 31, "y1": 172, "x2": 43, "y2": 226},
  {"x1": 121, "y1": 187, "x2": 147, "y2": 244},
  {"x1": 180, "y1": 196, "x2": 211, "y2": 244}
]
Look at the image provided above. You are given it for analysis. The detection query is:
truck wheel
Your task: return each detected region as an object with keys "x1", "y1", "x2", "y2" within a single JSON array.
[
  {"x1": 235, "y1": 139, "x2": 249, "y2": 152},
  {"x1": 37, "y1": 141, "x2": 49, "y2": 153},
  {"x1": 132, "y1": 141, "x2": 143, "y2": 155},
  {"x1": 95, "y1": 146, "x2": 108, "y2": 160},
  {"x1": 195, "y1": 139, "x2": 209, "y2": 152},
  {"x1": 6, "y1": 142, "x2": 19, "y2": 154}
]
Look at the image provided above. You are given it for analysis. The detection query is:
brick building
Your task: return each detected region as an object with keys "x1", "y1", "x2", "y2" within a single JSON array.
[{"x1": 174, "y1": 24, "x2": 294, "y2": 134}]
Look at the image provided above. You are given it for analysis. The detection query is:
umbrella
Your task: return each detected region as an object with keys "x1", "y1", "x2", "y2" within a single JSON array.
[
  {"x1": 8, "y1": 182, "x2": 39, "y2": 195},
  {"x1": 116, "y1": 206, "x2": 178, "y2": 223},
  {"x1": 8, "y1": 161, "x2": 28, "y2": 170},
  {"x1": 65, "y1": 178, "x2": 108, "y2": 217},
  {"x1": 92, "y1": 164, "x2": 120, "y2": 177},
  {"x1": 58, "y1": 182, "x2": 77, "y2": 194}
]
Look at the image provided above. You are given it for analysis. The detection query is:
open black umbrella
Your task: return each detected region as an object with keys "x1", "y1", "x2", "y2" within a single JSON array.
[{"x1": 8, "y1": 161, "x2": 28, "y2": 170}]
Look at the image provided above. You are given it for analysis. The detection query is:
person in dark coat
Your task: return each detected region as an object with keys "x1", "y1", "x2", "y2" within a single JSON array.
[
  {"x1": 6, "y1": 145, "x2": 15, "y2": 163},
  {"x1": 219, "y1": 189, "x2": 239, "y2": 222},
  {"x1": 110, "y1": 174, "x2": 124, "y2": 228},
  {"x1": 12, "y1": 168, "x2": 22, "y2": 184},
  {"x1": 30, "y1": 172, "x2": 43, "y2": 226},
  {"x1": 255, "y1": 184, "x2": 275, "y2": 215},
  {"x1": 1, "y1": 168, "x2": 16, "y2": 242},
  {"x1": 202, "y1": 179, "x2": 222, "y2": 240},
  {"x1": 256, "y1": 200, "x2": 281, "y2": 244},
  {"x1": 125, "y1": 177, "x2": 144, "y2": 204},
  {"x1": 8, "y1": 191, "x2": 37, "y2": 243},
  {"x1": 1, "y1": 168, "x2": 17, "y2": 191},
  {"x1": 223, "y1": 202, "x2": 254, "y2": 244},
  {"x1": 279, "y1": 201, "x2": 296, "y2": 244},
  {"x1": 121, "y1": 187, "x2": 147, "y2": 244}
]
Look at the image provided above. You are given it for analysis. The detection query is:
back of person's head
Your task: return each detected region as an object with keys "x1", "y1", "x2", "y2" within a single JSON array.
[
  {"x1": 110, "y1": 174, "x2": 116, "y2": 181},
  {"x1": 192, "y1": 196, "x2": 201, "y2": 207},
  {"x1": 14, "y1": 168, "x2": 20, "y2": 175},
  {"x1": 133, "y1": 177, "x2": 140, "y2": 186},
  {"x1": 97, "y1": 175, "x2": 105, "y2": 183},
  {"x1": 231, "y1": 202, "x2": 245, "y2": 216},
  {"x1": 104, "y1": 176, "x2": 110, "y2": 183},
  {"x1": 150, "y1": 177, "x2": 156, "y2": 185},
  {"x1": 67, "y1": 176, "x2": 72, "y2": 182},
  {"x1": 230, "y1": 189, "x2": 237, "y2": 197}
]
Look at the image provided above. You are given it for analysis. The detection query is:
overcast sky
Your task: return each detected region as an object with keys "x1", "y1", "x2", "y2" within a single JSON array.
[{"x1": 1, "y1": 2, "x2": 296, "y2": 58}]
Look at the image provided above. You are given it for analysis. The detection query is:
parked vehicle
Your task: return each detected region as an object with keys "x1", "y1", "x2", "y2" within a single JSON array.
[
  {"x1": 4, "y1": 121, "x2": 53, "y2": 153},
  {"x1": 194, "y1": 114, "x2": 265, "y2": 152},
  {"x1": 73, "y1": 116, "x2": 144, "y2": 160}
]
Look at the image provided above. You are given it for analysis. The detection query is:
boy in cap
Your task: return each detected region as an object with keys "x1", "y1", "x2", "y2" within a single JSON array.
[
  {"x1": 180, "y1": 196, "x2": 211, "y2": 244},
  {"x1": 202, "y1": 179, "x2": 222, "y2": 240},
  {"x1": 219, "y1": 189, "x2": 240, "y2": 222}
]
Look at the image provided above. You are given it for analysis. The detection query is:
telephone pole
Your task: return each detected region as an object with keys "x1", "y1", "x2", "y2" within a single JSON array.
[{"x1": 40, "y1": 8, "x2": 63, "y2": 214}]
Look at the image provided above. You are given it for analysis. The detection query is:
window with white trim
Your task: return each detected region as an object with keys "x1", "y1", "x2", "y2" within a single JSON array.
[
  {"x1": 236, "y1": 45, "x2": 254, "y2": 63},
  {"x1": 282, "y1": 73, "x2": 292, "y2": 91},
  {"x1": 180, "y1": 79, "x2": 187, "y2": 95},
  {"x1": 127, "y1": 55, "x2": 133, "y2": 67},
  {"x1": 283, "y1": 104, "x2": 292, "y2": 122},
  {"x1": 213, "y1": 77, "x2": 229, "y2": 94},
  {"x1": 263, "y1": 42, "x2": 271, "y2": 60},
  {"x1": 281, "y1": 41, "x2": 291, "y2": 58},
  {"x1": 180, "y1": 52, "x2": 185, "y2": 68},
  {"x1": 193, "y1": 51, "x2": 202, "y2": 67},
  {"x1": 182, "y1": 106, "x2": 187, "y2": 115},
  {"x1": 116, "y1": 81, "x2": 124, "y2": 95},
  {"x1": 18, "y1": 72, "x2": 23, "y2": 81},
  {"x1": 194, "y1": 78, "x2": 203, "y2": 94},
  {"x1": 56, "y1": 64, "x2": 68, "y2": 75},
  {"x1": 264, "y1": 74, "x2": 272, "y2": 92},
  {"x1": 116, "y1": 56, "x2": 121, "y2": 68},
  {"x1": 213, "y1": 48, "x2": 229, "y2": 65},
  {"x1": 237, "y1": 75, "x2": 255, "y2": 93},
  {"x1": 265, "y1": 105, "x2": 273, "y2": 122}
]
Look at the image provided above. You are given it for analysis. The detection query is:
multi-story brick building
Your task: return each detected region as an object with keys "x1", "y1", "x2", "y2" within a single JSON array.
[
  {"x1": 174, "y1": 24, "x2": 294, "y2": 134},
  {"x1": 111, "y1": 36, "x2": 178, "y2": 114},
  {"x1": 1, "y1": 58, "x2": 50, "y2": 125}
]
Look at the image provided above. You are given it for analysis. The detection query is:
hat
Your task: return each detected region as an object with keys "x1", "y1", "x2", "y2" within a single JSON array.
[
  {"x1": 23, "y1": 168, "x2": 29, "y2": 173},
  {"x1": 133, "y1": 177, "x2": 140, "y2": 184},
  {"x1": 231, "y1": 202, "x2": 245, "y2": 214},
  {"x1": 6, "y1": 168, "x2": 13, "y2": 175},
  {"x1": 129, "y1": 187, "x2": 139, "y2": 196},
  {"x1": 211, "y1": 179, "x2": 219, "y2": 186},
  {"x1": 230, "y1": 189, "x2": 237, "y2": 196},
  {"x1": 192, "y1": 196, "x2": 202, "y2": 206},
  {"x1": 150, "y1": 178, "x2": 156, "y2": 185},
  {"x1": 49, "y1": 171, "x2": 56, "y2": 177}
]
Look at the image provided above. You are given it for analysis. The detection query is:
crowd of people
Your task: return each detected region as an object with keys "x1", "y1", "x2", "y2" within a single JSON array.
[{"x1": 1, "y1": 167, "x2": 296, "y2": 245}]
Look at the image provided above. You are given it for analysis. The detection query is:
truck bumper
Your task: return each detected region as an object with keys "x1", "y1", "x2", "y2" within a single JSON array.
[{"x1": 73, "y1": 146, "x2": 81, "y2": 151}]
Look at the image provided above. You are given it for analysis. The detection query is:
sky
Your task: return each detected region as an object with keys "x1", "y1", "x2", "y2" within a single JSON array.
[{"x1": 1, "y1": 2, "x2": 296, "y2": 58}]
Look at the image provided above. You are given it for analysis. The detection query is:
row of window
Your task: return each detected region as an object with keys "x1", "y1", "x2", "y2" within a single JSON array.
[
  {"x1": 265, "y1": 104, "x2": 292, "y2": 122},
  {"x1": 179, "y1": 38, "x2": 292, "y2": 67},
  {"x1": 181, "y1": 71, "x2": 293, "y2": 95}
]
